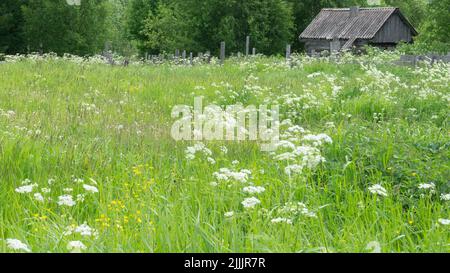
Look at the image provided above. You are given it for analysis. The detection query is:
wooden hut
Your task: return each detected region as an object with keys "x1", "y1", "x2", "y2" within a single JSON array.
[{"x1": 299, "y1": 7, "x2": 418, "y2": 54}]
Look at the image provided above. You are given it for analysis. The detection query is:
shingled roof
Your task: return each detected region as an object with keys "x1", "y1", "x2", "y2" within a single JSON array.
[{"x1": 300, "y1": 7, "x2": 418, "y2": 40}]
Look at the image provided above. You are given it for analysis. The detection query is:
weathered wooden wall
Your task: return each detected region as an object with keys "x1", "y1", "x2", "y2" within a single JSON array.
[
  {"x1": 371, "y1": 14, "x2": 413, "y2": 44},
  {"x1": 304, "y1": 39, "x2": 343, "y2": 54}
]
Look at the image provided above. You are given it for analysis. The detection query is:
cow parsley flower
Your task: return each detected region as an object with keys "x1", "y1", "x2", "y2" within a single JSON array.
[
  {"x1": 213, "y1": 168, "x2": 251, "y2": 183},
  {"x1": 83, "y1": 184, "x2": 99, "y2": 193},
  {"x1": 185, "y1": 142, "x2": 212, "y2": 160},
  {"x1": 224, "y1": 211, "x2": 234, "y2": 218},
  {"x1": 67, "y1": 241, "x2": 87, "y2": 253},
  {"x1": 6, "y1": 239, "x2": 31, "y2": 252},
  {"x1": 438, "y1": 219, "x2": 450, "y2": 225},
  {"x1": 41, "y1": 187, "x2": 51, "y2": 194},
  {"x1": 271, "y1": 217, "x2": 292, "y2": 224},
  {"x1": 242, "y1": 186, "x2": 266, "y2": 194},
  {"x1": 76, "y1": 194, "x2": 85, "y2": 202},
  {"x1": 15, "y1": 184, "x2": 36, "y2": 194},
  {"x1": 207, "y1": 157, "x2": 216, "y2": 165},
  {"x1": 284, "y1": 164, "x2": 303, "y2": 176},
  {"x1": 241, "y1": 197, "x2": 261, "y2": 209},
  {"x1": 366, "y1": 241, "x2": 381, "y2": 253},
  {"x1": 440, "y1": 193, "x2": 450, "y2": 201},
  {"x1": 220, "y1": 146, "x2": 228, "y2": 154},
  {"x1": 274, "y1": 152, "x2": 296, "y2": 161},
  {"x1": 74, "y1": 223, "x2": 98, "y2": 237},
  {"x1": 278, "y1": 202, "x2": 317, "y2": 218},
  {"x1": 303, "y1": 133, "x2": 333, "y2": 146},
  {"x1": 73, "y1": 177, "x2": 84, "y2": 184},
  {"x1": 21, "y1": 178, "x2": 32, "y2": 185},
  {"x1": 287, "y1": 125, "x2": 305, "y2": 134},
  {"x1": 57, "y1": 195, "x2": 76, "y2": 207},
  {"x1": 368, "y1": 184, "x2": 388, "y2": 197},
  {"x1": 418, "y1": 183, "x2": 435, "y2": 191},
  {"x1": 275, "y1": 140, "x2": 296, "y2": 150},
  {"x1": 33, "y1": 193, "x2": 44, "y2": 202}
]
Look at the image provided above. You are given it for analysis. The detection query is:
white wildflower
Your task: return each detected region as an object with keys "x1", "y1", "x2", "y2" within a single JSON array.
[
  {"x1": 271, "y1": 218, "x2": 292, "y2": 224},
  {"x1": 207, "y1": 157, "x2": 216, "y2": 165},
  {"x1": 366, "y1": 241, "x2": 381, "y2": 253},
  {"x1": 275, "y1": 140, "x2": 296, "y2": 150},
  {"x1": 241, "y1": 197, "x2": 261, "y2": 209},
  {"x1": 76, "y1": 194, "x2": 85, "y2": 202},
  {"x1": 41, "y1": 187, "x2": 51, "y2": 194},
  {"x1": 67, "y1": 241, "x2": 87, "y2": 253},
  {"x1": 438, "y1": 219, "x2": 450, "y2": 225},
  {"x1": 325, "y1": 122, "x2": 335, "y2": 129},
  {"x1": 6, "y1": 239, "x2": 31, "y2": 252},
  {"x1": 21, "y1": 178, "x2": 32, "y2": 185},
  {"x1": 224, "y1": 211, "x2": 234, "y2": 218},
  {"x1": 220, "y1": 146, "x2": 228, "y2": 154},
  {"x1": 418, "y1": 183, "x2": 435, "y2": 190},
  {"x1": 302, "y1": 133, "x2": 333, "y2": 146},
  {"x1": 74, "y1": 223, "x2": 98, "y2": 237},
  {"x1": 57, "y1": 195, "x2": 76, "y2": 207},
  {"x1": 278, "y1": 202, "x2": 317, "y2": 218},
  {"x1": 33, "y1": 193, "x2": 44, "y2": 202},
  {"x1": 73, "y1": 178, "x2": 84, "y2": 184},
  {"x1": 185, "y1": 142, "x2": 212, "y2": 160},
  {"x1": 368, "y1": 184, "x2": 388, "y2": 197},
  {"x1": 284, "y1": 164, "x2": 303, "y2": 176},
  {"x1": 15, "y1": 184, "x2": 36, "y2": 194},
  {"x1": 242, "y1": 186, "x2": 266, "y2": 194},
  {"x1": 287, "y1": 125, "x2": 305, "y2": 134},
  {"x1": 83, "y1": 184, "x2": 99, "y2": 193},
  {"x1": 440, "y1": 193, "x2": 450, "y2": 201},
  {"x1": 213, "y1": 168, "x2": 251, "y2": 183}
]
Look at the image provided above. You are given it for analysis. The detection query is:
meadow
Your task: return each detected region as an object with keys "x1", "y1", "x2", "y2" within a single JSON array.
[{"x1": 0, "y1": 51, "x2": 449, "y2": 253}]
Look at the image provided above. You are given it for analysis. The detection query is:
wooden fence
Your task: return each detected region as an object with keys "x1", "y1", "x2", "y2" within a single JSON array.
[
  {"x1": 396, "y1": 54, "x2": 450, "y2": 66},
  {"x1": 101, "y1": 37, "x2": 450, "y2": 67}
]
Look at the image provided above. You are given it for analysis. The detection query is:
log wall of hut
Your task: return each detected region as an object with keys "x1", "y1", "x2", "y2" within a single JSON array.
[{"x1": 371, "y1": 14, "x2": 413, "y2": 44}]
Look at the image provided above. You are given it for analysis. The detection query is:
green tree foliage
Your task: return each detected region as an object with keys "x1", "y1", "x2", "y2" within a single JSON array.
[
  {"x1": 382, "y1": 0, "x2": 428, "y2": 28},
  {"x1": 141, "y1": 2, "x2": 194, "y2": 54},
  {"x1": 246, "y1": 0, "x2": 294, "y2": 54},
  {"x1": 126, "y1": 0, "x2": 159, "y2": 53},
  {"x1": 417, "y1": 0, "x2": 450, "y2": 51},
  {"x1": 0, "y1": 0, "x2": 26, "y2": 53},
  {"x1": 152, "y1": 0, "x2": 293, "y2": 56},
  {"x1": 105, "y1": 0, "x2": 131, "y2": 54},
  {"x1": 0, "y1": 0, "x2": 448, "y2": 56},
  {"x1": 21, "y1": 0, "x2": 108, "y2": 55}
]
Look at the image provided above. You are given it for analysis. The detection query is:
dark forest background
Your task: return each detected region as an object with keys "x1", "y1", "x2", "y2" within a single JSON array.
[{"x1": 1, "y1": 0, "x2": 448, "y2": 56}]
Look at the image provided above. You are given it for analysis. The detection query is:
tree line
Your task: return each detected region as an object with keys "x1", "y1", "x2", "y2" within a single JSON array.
[{"x1": 0, "y1": 0, "x2": 448, "y2": 56}]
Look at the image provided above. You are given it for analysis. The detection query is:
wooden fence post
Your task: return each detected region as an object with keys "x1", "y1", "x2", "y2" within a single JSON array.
[
  {"x1": 206, "y1": 51, "x2": 211, "y2": 64},
  {"x1": 175, "y1": 49, "x2": 180, "y2": 63},
  {"x1": 252, "y1": 48, "x2": 256, "y2": 56},
  {"x1": 245, "y1": 36, "x2": 250, "y2": 56},
  {"x1": 190, "y1": 52, "x2": 193, "y2": 65},
  {"x1": 220, "y1": 41, "x2": 226, "y2": 64},
  {"x1": 286, "y1": 44, "x2": 291, "y2": 62}
]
